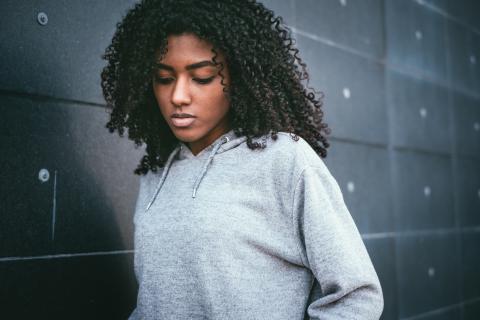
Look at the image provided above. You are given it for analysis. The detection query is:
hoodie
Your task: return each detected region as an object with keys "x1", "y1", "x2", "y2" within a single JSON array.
[{"x1": 128, "y1": 129, "x2": 384, "y2": 320}]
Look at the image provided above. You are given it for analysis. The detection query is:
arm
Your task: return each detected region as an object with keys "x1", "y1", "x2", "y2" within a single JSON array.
[{"x1": 291, "y1": 164, "x2": 384, "y2": 319}]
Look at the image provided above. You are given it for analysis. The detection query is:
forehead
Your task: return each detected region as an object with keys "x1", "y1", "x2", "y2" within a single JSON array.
[{"x1": 159, "y1": 33, "x2": 217, "y2": 63}]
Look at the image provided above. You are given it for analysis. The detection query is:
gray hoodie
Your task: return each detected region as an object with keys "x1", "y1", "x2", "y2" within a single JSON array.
[{"x1": 129, "y1": 129, "x2": 384, "y2": 320}]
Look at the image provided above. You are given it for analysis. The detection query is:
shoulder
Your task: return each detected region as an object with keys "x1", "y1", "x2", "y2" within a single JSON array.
[
  {"x1": 265, "y1": 131, "x2": 325, "y2": 169},
  {"x1": 253, "y1": 131, "x2": 328, "y2": 184}
]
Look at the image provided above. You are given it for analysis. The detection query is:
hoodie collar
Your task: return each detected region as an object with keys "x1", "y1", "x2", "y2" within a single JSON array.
[
  {"x1": 145, "y1": 129, "x2": 247, "y2": 212},
  {"x1": 177, "y1": 129, "x2": 246, "y2": 160}
]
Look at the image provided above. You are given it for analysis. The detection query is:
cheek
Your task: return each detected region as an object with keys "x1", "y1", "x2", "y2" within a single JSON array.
[
  {"x1": 203, "y1": 87, "x2": 230, "y2": 115},
  {"x1": 202, "y1": 96, "x2": 229, "y2": 122}
]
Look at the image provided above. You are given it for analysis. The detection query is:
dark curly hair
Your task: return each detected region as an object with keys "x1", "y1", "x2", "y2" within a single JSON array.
[{"x1": 101, "y1": 0, "x2": 331, "y2": 175}]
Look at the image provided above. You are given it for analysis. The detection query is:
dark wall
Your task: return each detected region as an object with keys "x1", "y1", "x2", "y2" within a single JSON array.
[
  {"x1": 0, "y1": 1, "x2": 479, "y2": 319},
  {"x1": 261, "y1": 0, "x2": 480, "y2": 319},
  {"x1": 0, "y1": 1, "x2": 142, "y2": 319}
]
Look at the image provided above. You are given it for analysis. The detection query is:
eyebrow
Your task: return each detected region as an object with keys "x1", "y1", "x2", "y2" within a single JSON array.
[{"x1": 154, "y1": 60, "x2": 216, "y2": 71}]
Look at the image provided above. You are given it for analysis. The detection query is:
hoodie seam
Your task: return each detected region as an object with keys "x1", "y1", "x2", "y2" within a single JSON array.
[{"x1": 290, "y1": 166, "x2": 309, "y2": 268}]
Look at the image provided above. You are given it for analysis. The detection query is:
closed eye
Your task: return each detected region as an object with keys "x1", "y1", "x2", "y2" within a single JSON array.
[
  {"x1": 153, "y1": 76, "x2": 215, "y2": 85},
  {"x1": 194, "y1": 76, "x2": 215, "y2": 84},
  {"x1": 153, "y1": 76, "x2": 173, "y2": 84}
]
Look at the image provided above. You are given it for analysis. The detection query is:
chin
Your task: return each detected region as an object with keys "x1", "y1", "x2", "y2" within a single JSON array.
[{"x1": 170, "y1": 126, "x2": 202, "y2": 142}]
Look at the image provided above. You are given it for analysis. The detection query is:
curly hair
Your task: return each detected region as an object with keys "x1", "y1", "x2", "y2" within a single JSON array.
[{"x1": 101, "y1": 0, "x2": 331, "y2": 175}]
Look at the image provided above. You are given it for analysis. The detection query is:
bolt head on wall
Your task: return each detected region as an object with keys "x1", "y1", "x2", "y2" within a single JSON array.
[
  {"x1": 470, "y1": 54, "x2": 477, "y2": 65},
  {"x1": 423, "y1": 186, "x2": 431, "y2": 197},
  {"x1": 347, "y1": 181, "x2": 355, "y2": 193},
  {"x1": 38, "y1": 168, "x2": 50, "y2": 182},
  {"x1": 419, "y1": 107, "x2": 428, "y2": 119},
  {"x1": 415, "y1": 30, "x2": 423, "y2": 40},
  {"x1": 37, "y1": 12, "x2": 48, "y2": 26}
]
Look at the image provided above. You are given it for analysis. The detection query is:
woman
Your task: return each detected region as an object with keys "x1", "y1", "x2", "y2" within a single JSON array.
[{"x1": 101, "y1": 0, "x2": 384, "y2": 319}]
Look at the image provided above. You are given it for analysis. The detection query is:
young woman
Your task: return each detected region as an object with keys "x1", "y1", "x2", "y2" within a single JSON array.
[{"x1": 101, "y1": 0, "x2": 384, "y2": 319}]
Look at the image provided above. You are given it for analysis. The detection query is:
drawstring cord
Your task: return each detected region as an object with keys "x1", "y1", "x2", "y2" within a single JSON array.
[
  {"x1": 192, "y1": 135, "x2": 230, "y2": 198},
  {"x1": 145, "y1": 134, "x2": 231, "y2": 211},
  {"x1": 145, "y1": 146, "x2": 181, "y2": 212}
]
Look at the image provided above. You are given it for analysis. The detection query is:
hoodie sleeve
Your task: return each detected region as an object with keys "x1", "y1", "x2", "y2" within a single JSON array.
[{"x1": 291, "y1": 164, "x2": 384, "y2": 320}]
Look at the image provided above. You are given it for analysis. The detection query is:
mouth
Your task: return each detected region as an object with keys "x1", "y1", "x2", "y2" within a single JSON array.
[{"x1": 171, "y1": 114, "x2": 196, "y2": 128}]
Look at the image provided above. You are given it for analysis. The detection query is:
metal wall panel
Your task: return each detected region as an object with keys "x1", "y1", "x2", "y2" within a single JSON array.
[
  {"x1": 447, "y1": 22, "x2": 479, "y2": 94},
  {"x1": 392, "y1": 150, "x2": 454, "y2": 231},
  {"x1": 296, "y1": 34, "x2": 387, "y2": 145},
  {"x1": 456, "y1": 156, "x2": 480, "y2": 227},
  {"x1": 0, "y1": 95, "x2": 143, "y2": 257},
  {"x1": 387, "y1": 70, "x2": 452, "y2": 154},
  {"x1": 386, "y1": 0, "x2": 448, "y2": 81},
  {"x1": 0, "y1": 0, "x2": 136, "y2": 104},
  {"x1": 452, "y1": 92, "x2": 480, "y2": 157},
  {"x1": 295, "y1": 0, "x2": 384, "y2": 60},
  {"x1": 443, "y1": 0, "x2": 480, "y2": 31},
  {"x1": 324, "y1": 140, "x2": 393, "y2": 234},
  {"x1": 411, "y1": 308, "x2": 461, "y2": 320},
  {"x1": 0, "y1": 254, "x2": 137, "y2": 318},
  {"x1": 364, "y1": 238, "x2": 398, "y2": 320},
  {"x1": 396, "y1": 233, "x2": 461, "y2": 319},
  {"x1": 1, "y1": 134, "x2": 58, "y2": 257},
  {"x1": 464, "y1": 302, "x2": 480, "y2": 320},
  {"x1": 461, "y1": 232, "x2": 480, "y2": 300}
]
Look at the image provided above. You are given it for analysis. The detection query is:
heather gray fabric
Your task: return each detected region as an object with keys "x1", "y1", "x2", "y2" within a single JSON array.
[{"x1": 129, "y1": 129, "x2": 384, "y2": 320}]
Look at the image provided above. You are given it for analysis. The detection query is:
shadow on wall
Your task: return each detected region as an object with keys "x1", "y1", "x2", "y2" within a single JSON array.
[{"x1": 0, "y1": 0, "x2": 144, "y2": 318}]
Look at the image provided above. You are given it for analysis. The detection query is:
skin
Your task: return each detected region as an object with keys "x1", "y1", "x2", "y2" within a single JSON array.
[{"x1": 152, "y1": 33, "x2": 231, "y2": 156}]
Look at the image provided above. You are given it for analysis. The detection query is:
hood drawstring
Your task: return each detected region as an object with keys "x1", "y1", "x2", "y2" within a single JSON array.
[
  {"x1": 145, "y1": 135, "x2": 231, "y2": 212},
  {"x1": 192, "y1": 135, "x2": 230, "y2": 198},
  {"x1": 145, "y1": 146, "x2": 181, "y2": 212}
]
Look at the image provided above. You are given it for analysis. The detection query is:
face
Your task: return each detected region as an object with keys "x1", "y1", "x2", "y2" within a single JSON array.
[{"x1": 152, "y1": 33, "x2": 231, "y2": 155}]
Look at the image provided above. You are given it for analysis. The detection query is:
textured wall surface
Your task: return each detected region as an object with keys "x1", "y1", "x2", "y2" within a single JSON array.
[
  {"x1": 260, "y1": 1, "x2": 480, "y2": 319},
  {"x1": 0, "y1": 0, "x2": 479, "y2": 319}
]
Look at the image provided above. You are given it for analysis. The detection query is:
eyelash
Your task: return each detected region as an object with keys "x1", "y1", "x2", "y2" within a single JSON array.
[{"x1": 154, "y1": 76, "x2": 215, "y2": 85}]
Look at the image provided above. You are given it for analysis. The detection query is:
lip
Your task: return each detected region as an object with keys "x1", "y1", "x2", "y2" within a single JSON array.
[{"x1": 171, "y1": 116, "x2": 196, "y2": 128}]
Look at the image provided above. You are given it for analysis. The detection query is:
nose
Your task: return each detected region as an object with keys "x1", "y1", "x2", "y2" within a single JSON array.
[{"x1": 171, "y1": 76, "x2": 192, "y2": 107}]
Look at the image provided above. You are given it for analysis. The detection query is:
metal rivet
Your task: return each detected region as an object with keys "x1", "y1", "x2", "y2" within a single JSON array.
[
  {"x1": 419, "y1": 107, "x2": 428, "y2": 118},
  {"x1": 339, "y1": 0, "x2": 347, "y2": 6},
  {"x1": 347, "y1": 181, "x2": 355, "y2": 193},
  {"x1": 37, "y1": 12, "x2": 48, "y2": 26},
  {"x1": 424, "y1": 186, "x2": 431, "y2": 197},
  {"x1": 474, "y1": 122, "x2": 480, "y2": 131},
  {"x1": 470, "y1": 55, "x2": 477, "y2": 65},
  {"x1": 428, "y1": 267, "x2": 435, "y2": 277},
  {"x1": 416, "y1": 0, "x2": 425, "y2": 4},
  {"x1": 38, "y1": 168, "x2": 50, "y2": 182},
  {"x1": 342, "y1": 87, "x2": 351, "y2": 99},
  {"x1": 415, "y1": 30, "x2": 423, "y2": 40}
]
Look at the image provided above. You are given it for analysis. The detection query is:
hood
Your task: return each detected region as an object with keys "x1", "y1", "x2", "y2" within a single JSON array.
[{"x1": 145, "y1": 129, "x2": 247, "y2": 212}]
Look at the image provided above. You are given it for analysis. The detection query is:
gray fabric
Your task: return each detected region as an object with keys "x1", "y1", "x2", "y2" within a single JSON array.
[{"x1": 129, "y1": 129, "x2": 384, "y2": 320}]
